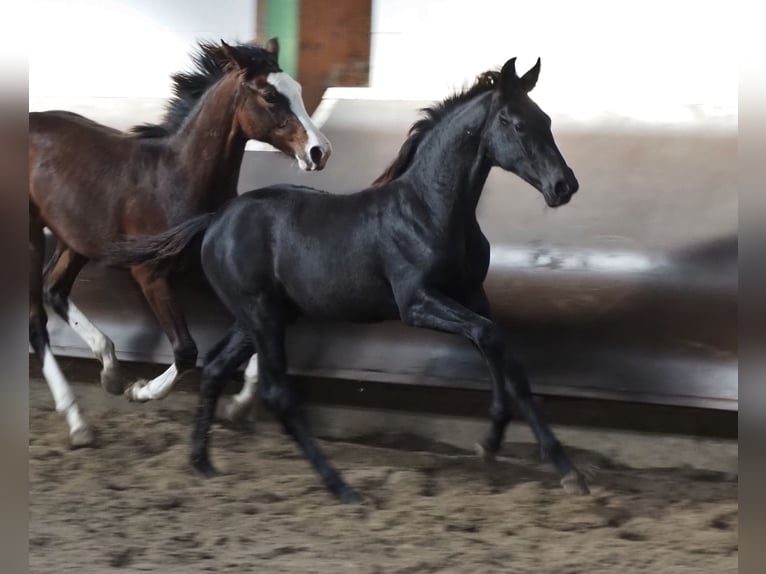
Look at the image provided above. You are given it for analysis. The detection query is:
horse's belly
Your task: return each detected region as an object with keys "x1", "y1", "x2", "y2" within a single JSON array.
[{"x1": 285, "y1": 274, "x2": 399, "y2": 323}]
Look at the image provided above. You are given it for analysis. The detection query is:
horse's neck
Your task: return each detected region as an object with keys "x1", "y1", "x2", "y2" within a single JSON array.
[
  {"x1": 407, "y1": 93, "x2": 493, "y2": 224},
  {"x1": 170, "y1": 74, "x2": 247, "y2": 204}
]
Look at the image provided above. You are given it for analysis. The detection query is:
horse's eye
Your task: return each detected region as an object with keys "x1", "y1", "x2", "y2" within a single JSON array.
[
  {"x1": 514, "y1": 121, "x2": 526, "y2": 133},
  {"x1": 278, "y1": 119, "x2": 289, "y2": 129}
]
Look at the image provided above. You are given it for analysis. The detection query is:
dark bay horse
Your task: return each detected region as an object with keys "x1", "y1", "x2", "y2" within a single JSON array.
[
  {"x1": 106, "y1": 57, "x2": 589, "y2": 502},
  {"x1": 29, "y1": 38, "x2": 331, "y2": 447}
]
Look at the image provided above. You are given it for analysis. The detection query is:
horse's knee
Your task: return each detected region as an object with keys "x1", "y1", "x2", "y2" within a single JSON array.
[
  {"x1": 504, "y1": 357, "x2": 534, "y2": 402},
  {"x1": 201, "y1": 358, "x2": 226, "y2": 385},
  {"x1": 472, "y1": 322, "x2": 504, "y2": 356},
  {"x1": 258, "y1": 384, "x2": 295, "y2": 417},
  {"x1": 488, "y1": 398, "x2": 512, "y2": 425}
]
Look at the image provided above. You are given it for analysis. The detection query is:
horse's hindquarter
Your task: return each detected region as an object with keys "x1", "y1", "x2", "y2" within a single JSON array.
[
  {"x1": 28, "y1": 113, "x2": 188, "y2": 256},
  {"x1": 30, "y1": 114, "x2": 121, "y2": 252}
]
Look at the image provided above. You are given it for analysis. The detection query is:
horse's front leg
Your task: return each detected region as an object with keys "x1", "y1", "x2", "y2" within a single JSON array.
[
  {"x1": 396, "y1": 285, "x2": 589, "y2": 495},
  {"x1": 126, "y1": 265, "x2": 198, "y2": 402},
  {"x1": 461, "y1": 287, "x2": 513, "y2": 459}
]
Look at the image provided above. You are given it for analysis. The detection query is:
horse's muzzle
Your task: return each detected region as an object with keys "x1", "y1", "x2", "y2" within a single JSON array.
[
  {"x1": 547, "y1": 170, "x2": 579, "y2": 207},
  {"x1": 297, "y1": 142, "x2": 332, "y2": 171}
]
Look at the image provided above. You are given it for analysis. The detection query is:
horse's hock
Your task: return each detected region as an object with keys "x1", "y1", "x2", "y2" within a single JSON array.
[{"x1": 42, "y1": 89, "x2": 737, "y2": 413}]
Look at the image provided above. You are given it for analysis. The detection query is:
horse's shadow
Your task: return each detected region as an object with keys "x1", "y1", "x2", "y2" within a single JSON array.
[{"x1": 314, "y1": 430, "x2": 736, "y2": 498}]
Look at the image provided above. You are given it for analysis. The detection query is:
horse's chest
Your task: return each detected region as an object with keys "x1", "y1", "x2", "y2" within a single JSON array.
[
  {"x1": 426, "y1": 239, "x2": 490, "y2": 294},
  {"x1": 435, "y1": 263, "x2": 487, "y2": 294}
]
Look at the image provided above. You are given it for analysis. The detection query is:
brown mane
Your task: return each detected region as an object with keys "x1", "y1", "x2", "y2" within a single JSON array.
[{"x1": 129, "y1": 41, "x2": 280, "y2": 138}]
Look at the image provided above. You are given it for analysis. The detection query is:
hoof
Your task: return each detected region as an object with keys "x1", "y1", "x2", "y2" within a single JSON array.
[
  {"x1": 335, "y1": 486, "x2": 363, "y2": 505},
  {"x1": 191, "y1": 456, "x2": 217, "y2": 478},
  {"x1": 100, "y1": 369, "x2": 124, "y2": 395},
  {"x1": 123, "y1": 379, "x2": 150, "y2": 403},
  {"x1": 474, "y1": 442, "x2": 497, "y2": 463},
  {"x1": 69, "y1": 425, "x2": 96, "y2": 448},
  {"x1": 561, "y1": 469, "x2": 590, "y2": 496},
  {"x1": 581, "y1": 463, "x2": 600, "y2": 482},
  {"x1": 215, "y1": 398, "x2": 254, "y2": 425}
]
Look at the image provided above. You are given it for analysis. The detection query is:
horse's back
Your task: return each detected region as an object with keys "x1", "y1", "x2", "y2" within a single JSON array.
[
  {"x1": 28, "y1": 110, "x2": 162, "y2": 255},
  {"x1": 29, "y1": 110, "x2": 123, "y2": 137},
  {"x1": 240, "y1": 184, "x2": 331, "y2": 201},
  {"x1": 212, "y1": 184, "x2": 337, "y2": 243},
  {"x1": 29, "y1": 110, "x2": 133, "y2": 167}
]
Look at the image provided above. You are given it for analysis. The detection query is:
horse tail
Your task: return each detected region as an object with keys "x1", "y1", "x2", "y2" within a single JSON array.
[{"x1": 103, "y1": 213, "x2": 214, "y2": 269}]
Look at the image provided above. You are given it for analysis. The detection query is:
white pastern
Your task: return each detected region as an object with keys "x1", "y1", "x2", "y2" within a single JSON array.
[
  {"x1": 128, "y1": 363, "x2": 179, "y2": 402},
  {"x1": 218, "y1": 353, "x2": 259, "y2": 422},
  {"x1": 42, "y1": 347, "x2": 89, "y2": 435},
  {"x1": 66, "y1": 301, "x2": 118, "y2": 374},
  {"x1": 237, "y1": 353, "x2": 259, "y2": 405}
]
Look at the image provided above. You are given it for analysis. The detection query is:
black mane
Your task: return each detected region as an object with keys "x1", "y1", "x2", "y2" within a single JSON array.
[
  {"x1": 129, "y1": 41, "x2": 281, "y2": 138},
  {"x1": 371, "y1": 70, "x2": 501, "y2": 186}
]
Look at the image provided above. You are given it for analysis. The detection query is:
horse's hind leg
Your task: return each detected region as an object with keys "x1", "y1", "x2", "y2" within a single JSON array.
[
  {"x1": 215, "y1": 352, "x2": 259, "y2": 424},
  {"x1": 43, "y1": 245, "x2": 122, "y2": 394},
  {"x1": 124, "y1": 265, "x2": 198, "y2": 402},
  {"x1": 30, "y1": 212, "x2": 94, "y2": 447},
  {"x1": 242, "y1": 299, "x2": 360, "y2": 503},
  {"x1": 191, "y1": 326, "x2": 254, "y2": 475}
]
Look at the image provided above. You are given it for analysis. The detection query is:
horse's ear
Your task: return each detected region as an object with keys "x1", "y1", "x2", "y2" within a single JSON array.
[
  {"x1": 265, "y1": 37, "x2": 280, "y2": 61},
  {"x1": 500, "y1": 57, "x2": 540, "y2": 95},
  {"x1": 500, "y1": 57, "x2": 520, "y2": 96},
  {"x1": 519, "y1": 58, "x2": 541, "y2": 92},
  {"x1": 219, "y1": 39, "x2": 249, "y2": 70}
]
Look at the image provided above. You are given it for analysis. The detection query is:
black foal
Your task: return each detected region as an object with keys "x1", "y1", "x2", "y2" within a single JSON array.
[{"x1": 107, "y1": 57, "x2": 588, "y2": 502}]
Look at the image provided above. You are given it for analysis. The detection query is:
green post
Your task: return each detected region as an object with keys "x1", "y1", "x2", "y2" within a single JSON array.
[{"x1": 265, "y1": 0, "x2": 300, "y2": 77}]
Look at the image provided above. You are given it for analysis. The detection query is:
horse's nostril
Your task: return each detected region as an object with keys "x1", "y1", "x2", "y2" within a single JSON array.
[
  {"x1": 567, "y1": 168, "x2": 579, "y2": 194},
  {"x1": 554, "y1": 180, "x2": 570, "y2": 197},
  {"x1": 569, "y1": 178, "x2": 579, "y2": 194},
  {"x1": 309, "y1": 146, "x2": 323, "y2": 165}
]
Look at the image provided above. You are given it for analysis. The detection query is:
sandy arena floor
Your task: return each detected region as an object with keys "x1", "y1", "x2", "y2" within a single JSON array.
[{"x1": 29, "y1": 377, "x2": 738, "y2": 574}]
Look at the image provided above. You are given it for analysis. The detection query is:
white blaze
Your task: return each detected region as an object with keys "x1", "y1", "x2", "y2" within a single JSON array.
[{"x1": 266, "y1": 71, "x2": 332, "y2": 170}]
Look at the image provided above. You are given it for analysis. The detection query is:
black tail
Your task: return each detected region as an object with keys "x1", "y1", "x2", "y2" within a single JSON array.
[{"x1": 102, "y1": 213, "x2": 214, "y2": 269}]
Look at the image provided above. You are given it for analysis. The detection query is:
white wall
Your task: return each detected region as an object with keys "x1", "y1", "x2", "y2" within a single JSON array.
[
  {"x1": 28, "y1": 0, "x2": 736, "y2": 129},
  {"x1": 29, "y1": 0, "x2": 256, "y2": 99},
  {"x1": 369, "y1": 0, "x2": 737, "y2": 124}
]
